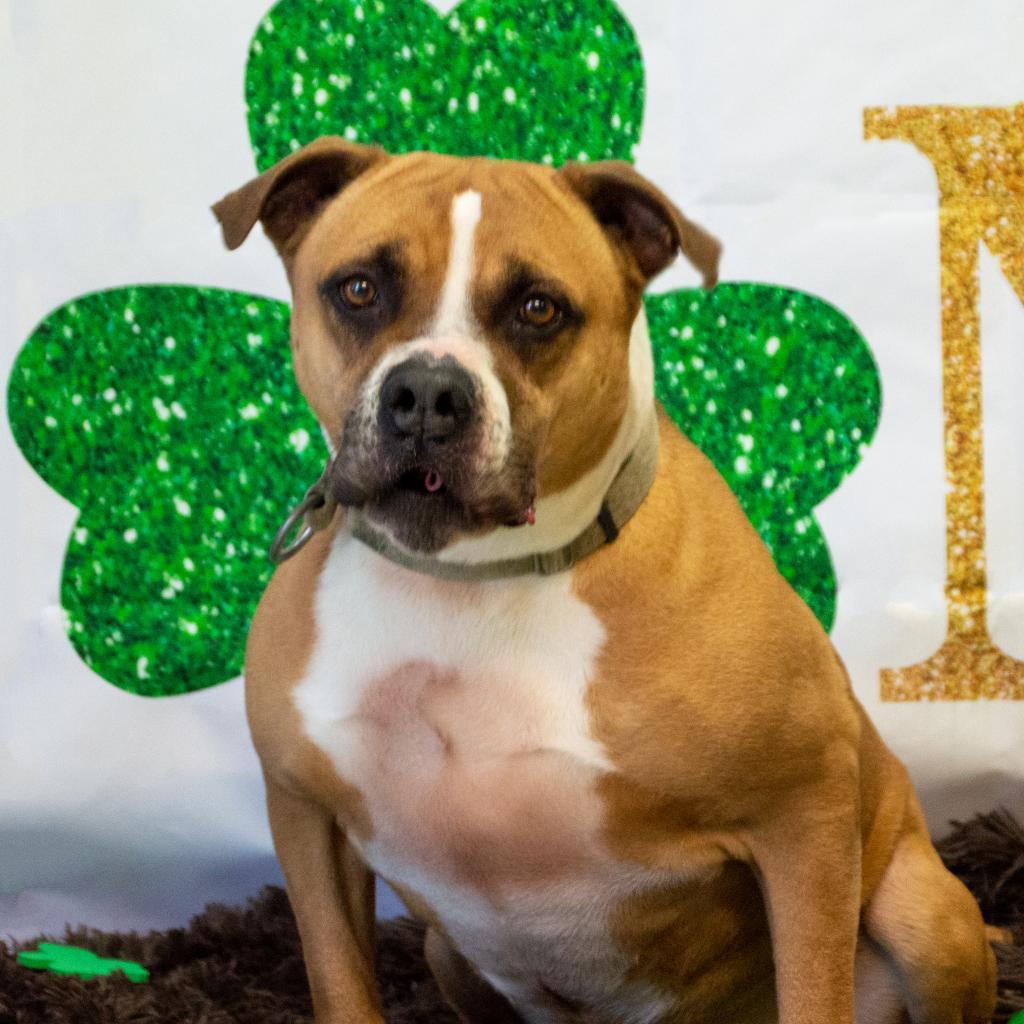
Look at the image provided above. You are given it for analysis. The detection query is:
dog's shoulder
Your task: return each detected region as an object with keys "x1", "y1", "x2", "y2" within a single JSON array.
[{"x1": 244, "y1": 519, "x2": 340, "y2": 758}]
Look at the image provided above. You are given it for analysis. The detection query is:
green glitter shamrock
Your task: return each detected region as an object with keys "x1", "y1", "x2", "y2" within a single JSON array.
[
  {"x1": 6, "y1": 0, "x2": 880, "y2": 696},
  {"x1": 18, "y1": 943, "x2": 150, "y2": 983},
  {"x1": 8, "y1": 287, "x2": 314, "y2": 694},
  {"x1": 247, "y1": 0, "x2": 643, "y2": 169},
  {"x1": 648, "y1": 286, "x2": 878, "y2": 626}
]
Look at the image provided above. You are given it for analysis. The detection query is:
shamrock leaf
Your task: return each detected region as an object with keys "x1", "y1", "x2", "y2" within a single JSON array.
[
  {"x1": 246, "y1": 0, "x2": 643, "y2": 169},
  {"x1": 646, "y1": 284, "x2": 880, "y2": 630},
  {"x1": 6, "y1": 0, "x2": 881, "y2": 694},
  {"x1": 7, "y1": 287, "x2": 317, "y2": 695}
]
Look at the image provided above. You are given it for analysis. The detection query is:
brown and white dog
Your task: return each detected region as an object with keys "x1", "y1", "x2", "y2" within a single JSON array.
[{"x1": 214, "y1": 137, "x2": 998, "y2": 1024}]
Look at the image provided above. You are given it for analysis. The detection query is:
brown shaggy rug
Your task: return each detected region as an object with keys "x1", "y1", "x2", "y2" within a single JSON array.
[{"x1": 2, "y1": 810, "x2": 1023, "y2": 1023}]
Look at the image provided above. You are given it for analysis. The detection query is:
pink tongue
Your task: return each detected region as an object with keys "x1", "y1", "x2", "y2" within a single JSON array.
[
  {"x1": 424, "y1": 469, "x2": 444, "y2": 493},
  {"x1": 525, "y1": 504, "x2": 536, "y2": 525}
]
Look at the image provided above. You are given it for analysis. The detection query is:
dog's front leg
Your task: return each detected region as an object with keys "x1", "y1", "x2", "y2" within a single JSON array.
[
  {"x1": 746, "y1": 794, "x2": 862, "y2": 1024},
  {"x1": 265, "y1": 773, "x2": 384, "y2": 1024}
]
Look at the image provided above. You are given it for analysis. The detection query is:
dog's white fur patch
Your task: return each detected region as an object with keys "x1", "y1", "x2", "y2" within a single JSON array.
[
  {"x1": 294, "y1": 536, "x2": 611, "y2": 769},
  {"x1": 293, "y1": 536, "x2": 680, "y2": 1022},
  {"x1": 433, "y1": 189, "x2": 482, "y2": 336}
]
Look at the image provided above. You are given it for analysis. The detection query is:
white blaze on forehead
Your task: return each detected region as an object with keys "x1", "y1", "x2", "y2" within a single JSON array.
[
  {"x1": 433, "y1": 189, "x2": 483, "y2": 335},
  {"x1": 410, "y1": 187, "x2": 510, "y2": 475}
]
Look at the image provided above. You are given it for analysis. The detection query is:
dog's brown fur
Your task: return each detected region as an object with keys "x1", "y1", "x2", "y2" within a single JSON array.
[{"x1": 218, "y1": 139, "x2": 998, "y2": 1024}]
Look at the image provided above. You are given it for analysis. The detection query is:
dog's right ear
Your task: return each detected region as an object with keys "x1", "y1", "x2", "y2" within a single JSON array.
[{"x1": 212, "y1": 136, "x2": 387, "y2": 258}]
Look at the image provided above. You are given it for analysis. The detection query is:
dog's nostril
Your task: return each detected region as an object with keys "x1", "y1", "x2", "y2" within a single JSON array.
[
  {"x1": 434, "y1": 390, "x2": 455, "y2": 418},
  {"x1": 392, "y1": 387, "x2": 417, "y2": 414}
]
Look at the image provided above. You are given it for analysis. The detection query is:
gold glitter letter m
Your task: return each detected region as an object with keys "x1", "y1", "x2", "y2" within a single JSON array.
[{"x1": 865, "y1": 105, "x2": 1024, "y2": 701}]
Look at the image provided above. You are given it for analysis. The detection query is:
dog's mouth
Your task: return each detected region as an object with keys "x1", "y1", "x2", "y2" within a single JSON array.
[
  {"x1": 390, "y1": 465, "x2": 535, "y2": 527},
  {"x1": 383, "y1": 463, "x2": 533, "y2": 524},
  {"x1": 327, "y1": 445, "x2": 536, "y2": 553},
  {"x1": 326, "y1": 451, "x2": 454, "y2": 507},
  {"x1": 395, "y1": 467, "x2": 447, "y2": 497}
]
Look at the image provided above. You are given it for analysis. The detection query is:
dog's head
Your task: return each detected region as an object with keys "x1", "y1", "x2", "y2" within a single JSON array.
[{"x1": 214, "y1": 139, "x2": 719, "y2": 555}]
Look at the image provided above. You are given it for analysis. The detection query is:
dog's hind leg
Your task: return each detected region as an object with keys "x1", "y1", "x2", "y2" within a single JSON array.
[
  {"x1": 861, "y1": 798, "x2": 997, "y2": 1024},
  {"x1": 423, "y1": 928, "x2": 525, "y2": 1024},
  {"x1": 854, "y1": 936, "x2": 909, "y2": 1024}
]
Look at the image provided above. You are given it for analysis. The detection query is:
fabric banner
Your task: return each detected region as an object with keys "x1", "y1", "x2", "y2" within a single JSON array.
[{"x1": 2, "y1": 0, "x2": 1022, "y2": 939}]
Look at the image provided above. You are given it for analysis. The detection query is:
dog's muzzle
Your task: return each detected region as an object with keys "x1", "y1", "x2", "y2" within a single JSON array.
[{"x1": 269, "y1": 349, "x2": 531, "y2": 562}]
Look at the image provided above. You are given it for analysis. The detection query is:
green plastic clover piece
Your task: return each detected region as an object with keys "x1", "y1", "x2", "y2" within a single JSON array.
[
  {"x1": 1008, "y1": 1012, "x2": 1024, "y2": 1024},
  {"x1": 17, "y1": 943, "x2": 149, "y2": 982}
]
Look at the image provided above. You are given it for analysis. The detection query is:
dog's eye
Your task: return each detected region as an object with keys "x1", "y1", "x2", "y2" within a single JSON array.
[
  {"x1": 518, "y1": 294, "x2": 560, "y2": 328},
  {"x1": 339, "y1": 276, "x2": 378, "y2": 309}
]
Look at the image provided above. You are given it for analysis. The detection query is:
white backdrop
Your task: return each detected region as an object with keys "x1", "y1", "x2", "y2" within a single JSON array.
[{"x1": 2, "y1": 0, "x2": 1023, "y2": 939}]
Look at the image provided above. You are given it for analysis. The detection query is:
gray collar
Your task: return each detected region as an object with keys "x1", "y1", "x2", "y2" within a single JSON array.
[{"x1": 270, "y1": 415, "x2": 660, "y2": 579}]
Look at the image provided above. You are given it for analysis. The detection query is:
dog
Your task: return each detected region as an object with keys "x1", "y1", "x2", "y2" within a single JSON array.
[{"x1": 213, "y1": 137, "x2": 998, "y2": 1024}]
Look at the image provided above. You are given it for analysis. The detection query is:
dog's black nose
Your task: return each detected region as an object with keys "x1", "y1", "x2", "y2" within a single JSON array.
[{"x1": 379, "y1": 357, "x2": 474, "y2": 446}]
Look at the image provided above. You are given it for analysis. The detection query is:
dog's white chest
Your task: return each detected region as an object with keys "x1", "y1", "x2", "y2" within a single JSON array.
[
  {"x1": 294, "y1": 531, "x2": 613, "y2": 876},
  {"x1": 293, "y1": 533, "x2": 674, "y2": 1022}
]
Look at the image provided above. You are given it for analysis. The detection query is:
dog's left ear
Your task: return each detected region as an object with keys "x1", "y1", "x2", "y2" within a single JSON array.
[
  {"x1": 212, "y1": 136, "x2": 387, "y2": 258},
  {"x1": 559, "y1": 160, "x2": 721, "y2": 289}
]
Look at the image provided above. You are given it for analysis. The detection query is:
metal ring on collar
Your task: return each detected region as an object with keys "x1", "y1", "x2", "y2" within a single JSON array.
[{"x1": 269, "y1": 489, "x2": 326, "y2": 564}]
